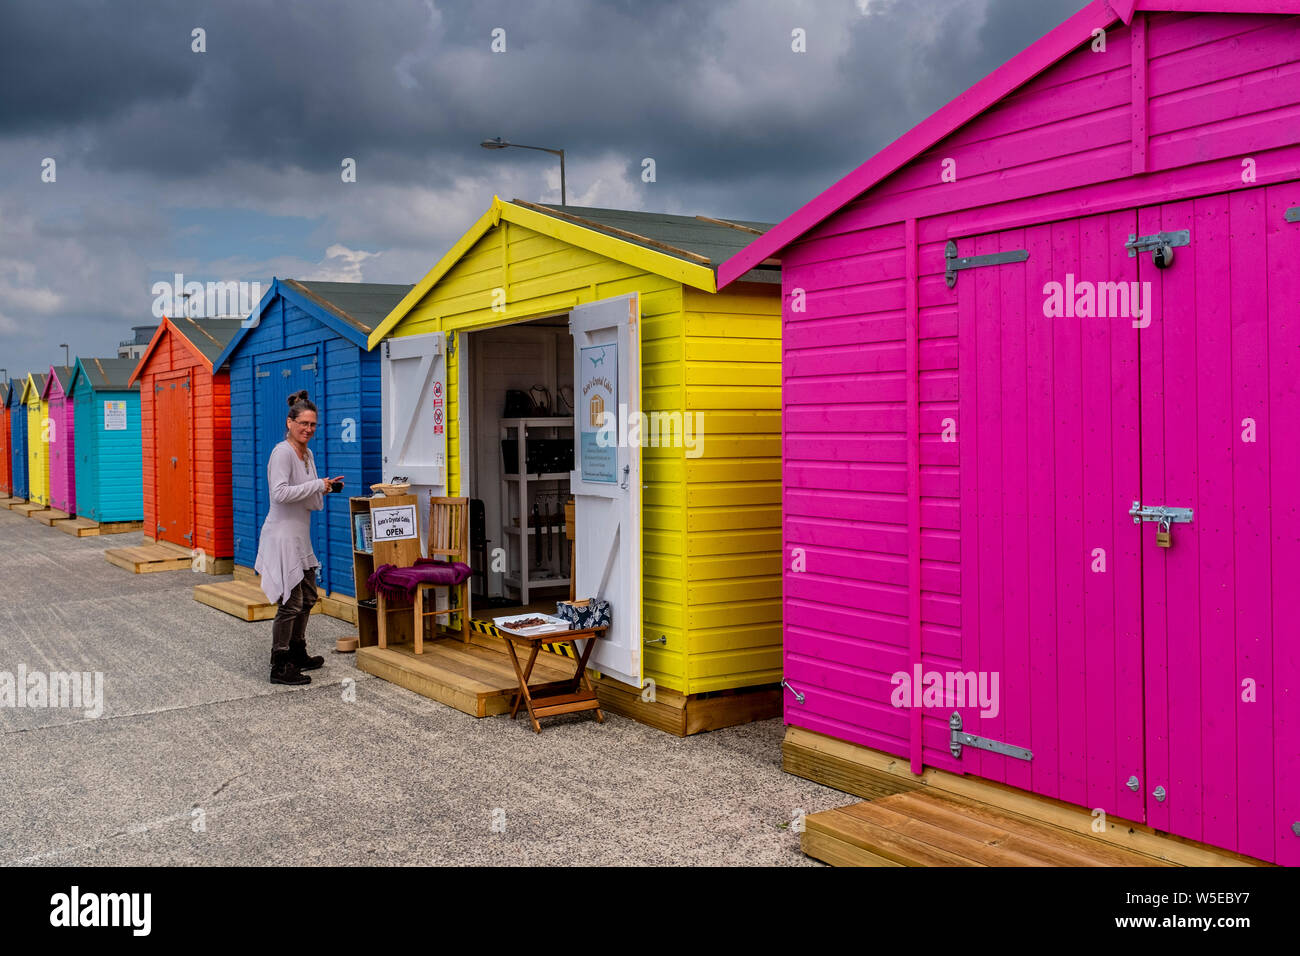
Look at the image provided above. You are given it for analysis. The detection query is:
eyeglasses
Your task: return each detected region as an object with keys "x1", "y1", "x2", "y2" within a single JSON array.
[{"x1": 292, "y1": 420, "x2": 318, "y2": 430}]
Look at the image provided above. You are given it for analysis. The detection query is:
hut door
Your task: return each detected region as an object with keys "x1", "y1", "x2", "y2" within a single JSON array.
[
  {"x1": 569, "y1": 294, "x2": 642, "y2": 689},
  {"x1": 956, "y1": 212, "x2": 1146, "y2": 825},
  {"x1": 156, "y1": 373, "x2": 193, "y2": 548},
  {"x1": 255, "y1": 353, "x2": 323, "y2": 581},
  {"x1": 381, "y1": 332, "x2": 446, "y2": 552},
  {"x1": 1135, "y1": 184, "x2": 1300, "y2": 865}
]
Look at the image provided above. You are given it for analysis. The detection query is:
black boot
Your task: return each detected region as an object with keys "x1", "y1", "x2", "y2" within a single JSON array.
[
  {"x1": 289, "y1": 637, "x2": 325, "y2": 671},
  {"x1": 270, "y1": 649, "x2": 311, "y2": 685}
]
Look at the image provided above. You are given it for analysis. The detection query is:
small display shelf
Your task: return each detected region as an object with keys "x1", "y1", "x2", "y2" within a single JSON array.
[
  {"x1": 499, "y1": 417, "x2": 573, "y2": 604},
  {"x1": 349, "y1": 495, "x2": 420, "y2": 648}
]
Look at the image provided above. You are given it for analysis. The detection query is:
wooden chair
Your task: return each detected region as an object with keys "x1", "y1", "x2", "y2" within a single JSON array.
[{"x1": 414, "y1": 495, "x2": 470, "y2": 653}]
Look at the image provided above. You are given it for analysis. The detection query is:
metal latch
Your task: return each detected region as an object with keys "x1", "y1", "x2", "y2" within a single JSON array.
[
  {"x1": 255, "y1": 369, "x2": 270, "y2": 378},
  {"x1": 949, "y1": 712, "x2": 1033, "y2": 761},
  {"x1": 1125, "y1": 229, "x2": 1189, "y2": 268},
  {"x1": 1286, "y1": 207, "x2": 1300, "y2": 223},
  {"x1": 781, "y1": 679, "x2": 804, "y2": 704},
  {"x1": 944, "y1": 240, "x2": 1029, "y2": 288},
  {"x1": 183, "y1": 532, "x2": 192, "y2": 541},
  {"x1": 1130, "y1": 501, "x2": 1192, "y2": 547}
]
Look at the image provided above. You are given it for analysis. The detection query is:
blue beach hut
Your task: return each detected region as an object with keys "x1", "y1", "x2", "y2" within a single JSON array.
[
  {"x1": 216, "y1": 278, "x2": 409, "y2": 603},
  {"x1": 7, "y1": 377, "x2": 29, "y2": 499},
  {"x1": 69, "y1": 358, "x2": 143, "y2": 525}
]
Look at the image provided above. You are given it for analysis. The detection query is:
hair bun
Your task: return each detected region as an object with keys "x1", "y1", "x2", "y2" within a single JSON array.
[{"x1": 286, "y1": 389, "x2": 309, "y2": 408}]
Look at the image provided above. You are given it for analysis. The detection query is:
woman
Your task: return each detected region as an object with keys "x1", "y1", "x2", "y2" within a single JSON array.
[{"x1": 256, "y1": 390, "x2": 345, "y2": 685}]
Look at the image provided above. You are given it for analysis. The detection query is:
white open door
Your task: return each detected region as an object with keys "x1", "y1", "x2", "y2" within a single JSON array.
[
  {"x1": 570, "y1": 294, "x2": 642, "y2": 688},
  {"x1": 381, "y1": 331, "x2": 447, "y2": 553}
]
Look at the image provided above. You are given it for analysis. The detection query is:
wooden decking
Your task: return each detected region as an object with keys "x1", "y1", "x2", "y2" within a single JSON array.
[
  {"x1": 11, "y1": 502, "x2": 46, "y2": 516},
  {"x1": 105, "y1": 540, "x2": 194, "y2": 573},
  {"x1": 355, "y1": 633, "x2": 577, "y2": 719},
  {"x1": 193, "y1": 579, "x2": 324, "y2": 621},
  {"x1": 55, "y1": 517, "x2": 143, "y2": 536},
  {"x1": 1, "y1": 496, "x2": 27, "y2": 509},
  {"x1": 30, "y1": 508, "x2": 70, "y2": 526},
  {"x1": 805, "y1": 791, "x2": 1173, "y2": 866},
  {"x1": 787, "y1": 726, "x2": 1269, "y2": 867}
]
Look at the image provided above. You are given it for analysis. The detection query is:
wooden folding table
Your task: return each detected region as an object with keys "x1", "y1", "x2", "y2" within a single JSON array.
[{"x1": 499, "y1": 626, "x2": 607, "y2": 733}]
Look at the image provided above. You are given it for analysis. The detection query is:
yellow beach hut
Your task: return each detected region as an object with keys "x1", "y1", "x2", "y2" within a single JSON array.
[
  {"x1": 366, "y1": 198, "x2": 783, "y2": 731},
  {"x1": 22, "y1": 372, "x2": 50, "y2": 507}
]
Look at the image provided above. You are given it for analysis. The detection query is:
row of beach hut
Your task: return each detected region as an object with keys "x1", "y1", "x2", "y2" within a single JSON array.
[{"x1": 2, "y1": 0, "x2": 1294, "y2": 866}]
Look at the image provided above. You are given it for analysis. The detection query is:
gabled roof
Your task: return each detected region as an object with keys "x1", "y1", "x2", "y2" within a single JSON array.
[
  {"x1": 128, "y1": 315, "x2": 244, "y2": 386},
  {"x1": 41, "y1": 365, "x2": 74, "y2": 400},
  {"x1": 717, "y1": 0, "x2": 1300, "y2": 287},
  {"x1": 68, "y1": 357, "x2": 140, "y2": 394},
  {"x1": 3, "y1": 379, "x2": 21, "y2": 409},
  {"x1": 21, "y1": 372, "x2": 47, "y2": 404},
  {"x1": 0, "y1": 381, "x2": 8, "y2": 408},
  {"x1": 367, "y1": 196, "x2": 777, "y2": 348},
  {"x1": 213, "y1": 278, "x2": 412, "y2": 370}
]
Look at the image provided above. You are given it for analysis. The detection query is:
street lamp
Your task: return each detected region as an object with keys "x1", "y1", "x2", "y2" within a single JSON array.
[
  {"x1": 59, "y1": 343, "x2": 69, "y2": 367},
  {"x1": 480, "y1": 137, "x2": 567, "y2": 206}
]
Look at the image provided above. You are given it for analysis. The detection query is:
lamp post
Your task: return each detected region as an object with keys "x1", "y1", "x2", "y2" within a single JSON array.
[
  {"x1": 480, "y1": 137, "x2": 567, "y2": 206},
  {"x1": 59, "y1": 343, "x2": 69, "y2": 368}
]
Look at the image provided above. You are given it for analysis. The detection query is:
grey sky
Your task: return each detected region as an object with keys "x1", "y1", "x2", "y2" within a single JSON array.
[{"x1": 0, "y1": 0, "x2": 1087, "y2": 377}]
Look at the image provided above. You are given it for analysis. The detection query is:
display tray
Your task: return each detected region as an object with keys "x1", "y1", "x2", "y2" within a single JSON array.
[{"x1": 493, "y1": 612, "x2": 571, "y2": 638}]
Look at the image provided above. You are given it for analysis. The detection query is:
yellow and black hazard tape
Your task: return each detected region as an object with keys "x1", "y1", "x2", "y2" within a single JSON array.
[{"x1": 469, "y1": 616, "x2": 577, "y2": 658}]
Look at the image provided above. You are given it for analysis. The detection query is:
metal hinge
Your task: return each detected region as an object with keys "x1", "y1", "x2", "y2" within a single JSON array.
[
  {"x1": 1126, "y1": 229, "x2": 1189, "y2": 269},
  {"x1": 944, "y1": 240, "x2": 1029, "y2": 288},
  {"x1": 255, "y1": 369, "x2": 270, "y2": 378},
  {"x1": 155, "y1": 385, "x2": 162, "y2": 393},
  {"x1": 445, "y1": 333, "x2": 455, "y2": 358},
  {"x1": 949, "y1": 711, "x2": 1033, "y2": 761},
  {"x1": 182, "y1": 380, "x2": 190, "y2": 390},
  {"x1": 1286, "y1": 207, "x2": 1300, "y2": 223},
  {"x1": 282, "y1": 368, "x2": 291, "y2": 378},
  {"x1": 183, "y1": 532, "x2": 192, "y2": 541},
  {"x1": 383, "y1": 340, "x2": 390, "y2": 359},
  {"x1": 301, "y1": 358, "x2": 317, "y2": 372}
]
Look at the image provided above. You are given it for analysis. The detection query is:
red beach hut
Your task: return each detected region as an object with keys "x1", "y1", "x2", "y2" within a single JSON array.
[
  {"x1": 721, "y1": 0, "x2": 1300, "y2": 865},
  {"x1": 128, "y1": 316, "x2": 243, "y2": 568},
  {"x1": 43, "y1": 364, "x2": 76, "y2": 515}
]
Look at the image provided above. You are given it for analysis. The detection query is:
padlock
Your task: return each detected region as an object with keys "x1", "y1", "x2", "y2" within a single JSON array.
[{"x1": 1156, "y1": 529, "x2": 1172, "y2": 548}]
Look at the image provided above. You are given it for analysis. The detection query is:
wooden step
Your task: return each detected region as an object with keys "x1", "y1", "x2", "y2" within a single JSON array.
[
  {"x1": 784, "y1": 726, "x2": 1270, "y2": 867},
  {"x1": 319, "y1": 592, "x2": 357, "y2": 624},
  {"x1": 193, "y1": 579, "x2": 323, "y2": 622},
  {"x1": 12, "y1": 502, "x2": 46, "y2": 516},
  {"x1": 804, "y1": 791, "x2": 1173, "y2": 867},
  {"x1": 30, "y1": 508, "x2": 70, "y2": 526},
  {"x1": 55, "y1": 516, "x2": 102, "y2": 537},
  {"x1": 355, "y1": 637, "x2": 576, "y2": 718},
  {"x1": 104, "y1": 541, "x2": 195, "y2": 574},
  {"x1": 0, "y1": 496, "x2": 25, "y2": 509}
]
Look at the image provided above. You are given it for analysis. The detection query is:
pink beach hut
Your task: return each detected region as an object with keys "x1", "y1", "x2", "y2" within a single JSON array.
[
  {"x1": 721, "y1": 0, "x2": 1300, "y2": 865},
  {"x1": 43, "y1": 364, "x2": 77, "y2": 515}
]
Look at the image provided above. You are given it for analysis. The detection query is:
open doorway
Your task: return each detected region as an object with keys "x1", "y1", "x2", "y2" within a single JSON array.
[{"x1": 463, "y1": 314, "x2": 575, "y2": 616}]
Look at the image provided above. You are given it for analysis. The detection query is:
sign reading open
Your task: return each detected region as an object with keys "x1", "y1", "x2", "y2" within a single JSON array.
[{"x1": 371, "y1": 504, "x2": 418, "y2": 540}]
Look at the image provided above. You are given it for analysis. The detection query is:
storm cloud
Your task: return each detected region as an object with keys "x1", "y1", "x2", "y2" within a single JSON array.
[{"x1": 0, "y1": 0, "x2": 1087, "y2": 373}]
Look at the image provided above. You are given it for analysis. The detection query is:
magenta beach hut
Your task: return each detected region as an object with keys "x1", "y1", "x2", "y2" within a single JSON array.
[
  {"x1": 721, "y1": 0, "x2": 1300, "y2": 865},
  {"x1": 43, "y1": 364, "x2": 76, "y2": 516}
]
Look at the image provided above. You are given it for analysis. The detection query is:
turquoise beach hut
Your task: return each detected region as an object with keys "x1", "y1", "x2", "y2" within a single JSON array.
[{"x1": 69, "y1": 357, "x2": 143, "y2": 525}]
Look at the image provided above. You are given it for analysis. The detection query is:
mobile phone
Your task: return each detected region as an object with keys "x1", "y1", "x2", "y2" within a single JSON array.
[{"x1": 330, "y1": 480, "x2": 344, "y2": 493}]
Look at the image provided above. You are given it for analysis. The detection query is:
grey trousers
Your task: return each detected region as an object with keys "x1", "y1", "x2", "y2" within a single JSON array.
[{"x1": 271, "y1": 568, "x2": 318, "y2": 655}]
